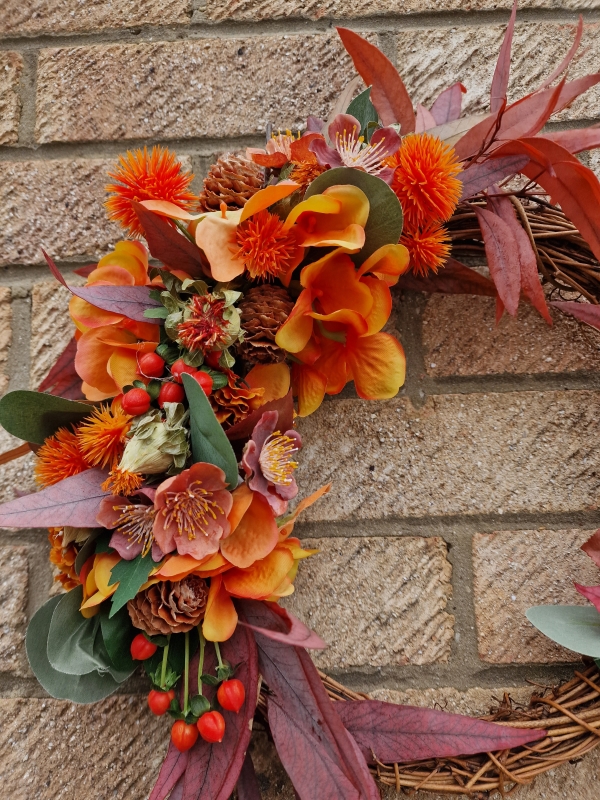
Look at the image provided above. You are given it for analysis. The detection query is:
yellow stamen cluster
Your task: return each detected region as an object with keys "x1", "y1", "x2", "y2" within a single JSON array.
[
  {"x1": 259, "y1": 432, "x2": 299, "y2": 486},
  {"x1": 114, "y1": 503, "x2": 157, "y2": 556},
  {"x1": 161, "y1": 480, "x2": 224, "y2": 541}
]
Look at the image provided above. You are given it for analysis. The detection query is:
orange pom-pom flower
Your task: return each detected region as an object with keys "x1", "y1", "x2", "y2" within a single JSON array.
[
  {"x1": 400, "y1": 220, "x2": 452, "y2": 277},
  {"x1": 34, "y1": 427, "x2": 89, "y2": 487},
  {"x1": 77, "y1": 404, "x2": 133, "y2": 470}
]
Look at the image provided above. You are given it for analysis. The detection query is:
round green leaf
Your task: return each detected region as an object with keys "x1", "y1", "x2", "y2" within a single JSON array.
[
  {"x1": 526, "y1": 605, "x2": 600, "y2": 657},
  {"x1": 0, "y1": 391, "x2": 91, "y2": 445},
  {"x1": 47, "y1": 586, "x2": 107, "y2": 675}
]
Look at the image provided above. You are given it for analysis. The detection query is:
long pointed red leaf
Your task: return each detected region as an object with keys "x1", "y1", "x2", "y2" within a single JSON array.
[
  {"x1": 551, "y1": 300, "x2": 600, "y2": 331},
  {"x1": 335, "y1": 700, "x2": 546, "y2": 763},
  {"x1": 543, "y1": 126, "x2": 600, "y2": 154},
  {"x1": 490, "y1": 0, "x2": 517, "y2": 113},
  {"x1": 149, "y1": 746, "x2": 189, "y2": 800},
  {"x1": 336, "y1": 27, "x2": 415, "y2": 133},
  {"x1": 415, "y1": 104, "x2": 436, "y2": 133},
  {"x1": 459, "y1": 155, "x2": 528, "y2": 201},
  {"x1": 37, "y1": 337, "x2": 83, "y2": 400},
  {"x1": 0, "y1": 468, "x2": 109, "y2": 528},
  {"x1": 396, "y1": 258, "x2": 497, "y2": 296},
  {"x1": 539, "y1": 15, "x2": 583, "y2": 90},
  {"x1": 574, "y1": 583, "x2": 600, "y2": 613},
  {"x1": 473, "y1": 207, "x2": 521, "y2": 315},
  {"x1": 132, "y1": 202, "x2": 206, "y2": 278},
  {"x1": 238, "y1": 602, "x2": 327, "y2": 650},
  {"x1": 453, "y1": 109, "x2": 502, "y2": 162},
  {"x1": 430, "y1": 82, "x2": 466, "y2": 125},
  {"x1": 582, "y1": 530, "x2": 600, "y2": 569},
  {"x1": 236, "y1": 753, "x2": 262, "y2": 800}
]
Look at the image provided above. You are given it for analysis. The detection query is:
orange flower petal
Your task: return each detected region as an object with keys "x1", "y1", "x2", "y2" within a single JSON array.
[
  {"x1": 240, "y1": 182, "x2": 300, "y2": 223},
  {"x1": 86, "y1": 265, "x2": 137, "y2": 286},
  {"x1": 248, "y1": 150, "x2": 288, "y2": 169},
  {"x1": 76, "y1": 327, "x2": 125, "y2": 395},
  {"x1": 298, "y1": 223, "x2": 365, "y2": 252},
  {"x1": 140, "y1": 199, "x2": 204, "y2": 221},
  {"x1": 284, "y1": 194, "x2": 341, "y2": 228},
  {"x1": 279, "y1": 484, "x2": 331, "y2": 539},
  {"x1": 291, "y1": 363, "x2": 328, "y2": 417},
  {"x1": 70, "y1": 295, "x2": 123, "y2": 330},
  {"x1": 202, "y1": 576, "x2": 238, "y2": 642},
  {"x1": 227, "y1": 484, "x2": 254, "y2": 534},
  {"x1": 107, "y1": 349, "x2": 143, "y2": 390},
  {"x1": 347, "y1": 332, "x2": 406, "y2": 400},
  {"x1": 357, "y1": 243, "x2": 411, "y2": 286},
  {"x1": 244, "y1": 362, "x2": 290, "y2": 403},
  {"x1": 275, "y1": 288, "x2": 314, "y2": 354},
  {"x1": 301, "y1": 251, "x2": 373, "y2": 318},
  {"x1": 311, "y1": 337, "x2": 348, "y2": 394},
  {"x1": 195, "y1": 211, "x2": 245, "y2": 282},
  {"x1": 309, "y1": 308, "x2": 369, "y2": 337},
  {"x1": 360, "y1": 276, "x2": 393, "y2": 336},
  {"x1": 93, "y1": 552, "x2": 121, "y2": 596},
  {"x1": 223, "y1": 547, "x2": 294, "y2": 600},
  {"x1": 220, "y1": 491, "x2": 279, "y2": 568}
]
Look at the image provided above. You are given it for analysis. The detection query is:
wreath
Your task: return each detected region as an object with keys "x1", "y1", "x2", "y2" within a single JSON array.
[{"x1": 2, "y1": 4, "x2": 600, "y2": 798}]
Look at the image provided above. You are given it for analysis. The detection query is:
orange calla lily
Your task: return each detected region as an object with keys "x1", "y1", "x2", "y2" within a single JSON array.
[
  {"x1": 79, "y1": 552, "x2": 121, "y2": 615},
  {"x1": 283, "y1": 184, "x2": 369, "y2": 251}
]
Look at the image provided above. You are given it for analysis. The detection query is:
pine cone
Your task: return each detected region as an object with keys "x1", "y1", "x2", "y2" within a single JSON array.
[
  {"x1": 198, "y1": 153, "x2": 264, "y2": 212},
  {"x1": 238, "y1": 285, "x2": 295, "y2": 365},
  {"x1": 127, "y1": 575, "x2": 209, "y2": 635}
]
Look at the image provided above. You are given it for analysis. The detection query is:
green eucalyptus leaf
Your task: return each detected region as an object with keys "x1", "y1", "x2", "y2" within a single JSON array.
[
  {"x1": 108, "y1": 551, "x2": 155, "y2": 617},
  {"x1": 181, "y1": 373, "x2": 239, "y2": 489},
  {"x1": 526, "y1": 605, "x2": 600, "y2": 657},
  {"x1": 304, "y1": 167, "x2": 403, "y2": 264},
  {"x1": 346, "y1": 87, "x2": 379, "y2": 139},
  {"x1": 74, "y1": 530, "x2": 102, "y2": 575},
  {"x1": 46, "y1": 587, "x2": 106, "y2": 676},
  {"x1": 144, "y1": 307, "x2": 169, "y2": 319},
  {"x1": 0, "y1": 391, "x2": 91, "y2": 445},
  {"x1": 99, "y1": 605, "x2": 136, "y2": 674}
]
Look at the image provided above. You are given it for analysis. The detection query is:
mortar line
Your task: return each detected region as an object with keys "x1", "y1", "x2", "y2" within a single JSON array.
[
  {"x1": 443, "y1": 531, "x2": 481, "y2": 674},
  {"x1": 6, "y1": 295, "x2": 31, "y2": 393},
  {"x1": 15, "y1": 50, "x2": 37, "y2": 146}
]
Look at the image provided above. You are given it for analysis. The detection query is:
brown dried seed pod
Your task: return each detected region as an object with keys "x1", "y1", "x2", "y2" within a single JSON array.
[
  {"x1": 127, "y1": 575, "x2": 209, "y2": 635},
  {"x1": 198, "y1": 152, "x2": 264, "y2": 212},
  {"x1": 237, "y1": 284, "x2": 295, "y2": 365}
]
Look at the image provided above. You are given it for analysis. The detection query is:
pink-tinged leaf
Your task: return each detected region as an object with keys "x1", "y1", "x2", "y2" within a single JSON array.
[
  {"x1": 473, "y1": 207, "x2": 521, "y2": 315},
  {"x1": 336, "y1": 27, "x2": 415, "y2": 133},
  {"x1": 496, "y1": 295, "x2": 505, "y2": 324},
  {"x1": 236, "y1": 753, "x2": 263, "y2": 800},
  {"x1": 491, "y1": 0, "x2": 517, "y2": 113},
  {"x1": 454, "y1": 108, "x2": 502, "y2": 162},
  {"x1": 132, "y1": 201, "x2": 206, "y2": 278},
  {"x1": 415, "y1": 104, "x2": 437, "y2": 133},
  {"x1": 241, "y1": 602, "x2": 379, "y2": 800},
  {"x1": 518, "y1": 77, "x2": 566, "y2": 140},
  {"x1": 149, "y1": 745, "x2": 189, "y2": 800},
  {"x1": 397, "y1": 258, "x2": 497, "y2": 297},
  {"x1": 73, "y1": 264, "x2": 96, "y2": 278},
  {"x1": 0, "y1": 469, "x2": 109, "y2": 529},
  {"x1": 181, "y1": 623, "x2": 258, "y2": 800},
  {"x1": 575, "y1": 583, "x2": 600, "y2": 613},
  {"x1": 226, "y1": 391, "x2": 294, "y2": 442},
  {"x1": 238, "y1": 601, "x2": 327, "y2": 650},
  {"x1": 335, "y1": 700, "x2": 546, "y2": 763},
  {"x1": 551, "y1": 301, "x2": 600, "y2": 331},
  {"x1": 37, "y1": 337, "x2": 83, "y2": 400},
  {"x1": 538, "y1": 15, "x2": 583, "y2": 90},
  {"x1": 582, "y1": 530, "x2": 600, "y2": 569},
  {"x1": 459, "y1": 155, "x2": 528, "y2": 201},
  {"x1": 487, "y1": 193, "x2": 551, "y2": 324},
  {"x1": 543, "y1": 126, "x2": 600, "y2": 154},
  {"x1": 430, "y1": 82, "x2": 467, "y2": 125}
]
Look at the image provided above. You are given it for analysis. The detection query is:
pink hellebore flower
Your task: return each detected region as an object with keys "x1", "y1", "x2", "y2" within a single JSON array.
[
  {"x1": 242, "y1": 410, "x2": 302, "y2": 516},
  {"x1": 97, "y1": 488, "x2": 165, "y2": 562},
  {"x1": 153, "y1": 462, "x2": 233, "y2": 560},
  {"x1": 310, "y1": 113, "x2": 400, "y2": 183}
]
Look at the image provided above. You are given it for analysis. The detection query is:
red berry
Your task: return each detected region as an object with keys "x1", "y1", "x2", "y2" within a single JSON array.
[
  {"x1": 138, "y1": 352, "x2": 165, "y2": 378},
  {"x1": 197, "y1": 711, "x2": 226, "y2": 743},
  {"x1": 121, "y1": 387, "x2": 151, "y2": 416},
  {"x1": 171, "y1": 358, "x2": 197, "y2": 383},
  {"x1": 130, "y1": 633, "x2": 157, "y2": 661},
  {"x1": 171, "y1": 720, "x2": 199, "y2": 752},
  {"x1": 158, "y1": 382, "x2": 185, "y2": 408},
  {"x1": 217, "y1": 679, "x2": 245, "y2": 713},
  {"x1": 190, "y1": 371, "x2": 213, "y2": 395},
  {"x1": 205, "y1": 352, "x2": 221, "y2": 369},
  {"x1": 148, "y1": 689, "x2": 175, "y2": 716}
]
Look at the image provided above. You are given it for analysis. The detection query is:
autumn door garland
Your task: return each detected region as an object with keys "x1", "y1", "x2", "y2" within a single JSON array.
[{"x1": 3, "y1": 5, "x2": 600, "y2": 798}]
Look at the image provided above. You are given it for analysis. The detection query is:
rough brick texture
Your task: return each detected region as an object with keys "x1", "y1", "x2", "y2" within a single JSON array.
[
  {"x1": 0, "y1": 288, "x2": 12, "y2": 395},
  {"x1": 473, "y1": 529, "x2": 599, "y2": 663},
  {"x1": 0, "y1": 545, "x2": 29, "y2": 675},
  {"x1": 0, "y1": 52, "x2": 22, "y2": 145},
  {"x1": 30, "y1": 281, "x2": 77, "y2": 389},
  {"x1": 296, "y1": 391, "x2": 600, "y2": 521},
  {"x1": 284, "y1": 536, "x2": 454, "y2": 669}
]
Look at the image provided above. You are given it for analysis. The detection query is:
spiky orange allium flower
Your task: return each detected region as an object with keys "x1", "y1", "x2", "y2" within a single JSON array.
[
  {"x1": 105, "y1": 146, "x2": 196, "y2": 237},
  {"x1": 236, "y1": 210, "x2": 300, "y2": 281},
  {"x1": 34, "y1": 427, "x2": 89, "y2": 487},
  {"x1": 77, "y1": 404, "x2": 133, "y2": 470},
  {"x1": 400, "y1": 221, "x2": 452, "y2": 277},
  {"x1": 388, "y1": 133, "x2": 462, "y2": 228},
  {"x1": 101, "y1": 467, "x2": 145, "y2": 496}
]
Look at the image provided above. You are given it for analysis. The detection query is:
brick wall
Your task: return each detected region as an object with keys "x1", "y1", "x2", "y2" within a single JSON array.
[{"x1": 1, "y1": 2, "x2": 600, "y2": 797}]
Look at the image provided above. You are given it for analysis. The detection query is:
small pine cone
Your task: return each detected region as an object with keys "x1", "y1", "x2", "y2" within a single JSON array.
[
  {"x1": 198, "y1": 153, "x2": 264, "y2": 212},
  {"x1": 238, "y1": 285, "x2": 295, "y2": 365},
  {"x1": 127, "y1": 575, "x2": 209, "y2": 635}
]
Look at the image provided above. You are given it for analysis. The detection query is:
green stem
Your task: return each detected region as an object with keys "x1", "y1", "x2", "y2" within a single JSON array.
[
  {"x1": 160, "y1": 635, "x2": 171, "y2": 690},
  {"x1": 174, "y1": 219, "x2": 195, "y2": 243},
  {"x1": 183, "y1": 631, "x2": 190, "y2": 716},
  {"x1": 214, "y1": 641, "x2": 224, "y2": 669},
  {"x1": 197, "y1": 628, "x2": 205, "y2": 696}
]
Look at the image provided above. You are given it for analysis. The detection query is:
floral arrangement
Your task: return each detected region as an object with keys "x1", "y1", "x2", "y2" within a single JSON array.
[{"x1": 3, "y1": 4, "x2": 600, "y2": 797}]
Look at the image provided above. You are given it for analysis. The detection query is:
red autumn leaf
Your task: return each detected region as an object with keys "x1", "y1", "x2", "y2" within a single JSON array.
[
  {"x1": 180, "y1": 623, "x2": 259, "y2": 800},
  {"x1": 415, "y1": 104, "x2": 436, "y2": 133},
  {"x1": 236, "y1": 753, "x2": 263, "y2": 800},
  {"x1": 459, "y1": 155, "x2": 528, "y2": 201},
  {"x1": 238, "y1": 600, "x2": 327, "y2": 650},
  {"x1": 336, "y1": 27, "x2": 415, "y2": 133},
  {"x1": 430, "y1": 82, "x2": 466, "y2": 125},
  {"x1": 335, "y1": 700, "x2": 546, "y2": 763},
  {"x1": 132, "y1": 201, "x2": 206, "y2": 278},
  {"x1": 37, "y1": 337, "x2": 83, "y2": 400},
  {"x1": 538, "y1": 15, "x2": 583, "y2": 90},
  {"x1": 490, "y1": 0, "x2": 517, "y2": 113},
  {"x1": 453, "y1": 108, "x2": 502, "y2": 162},
  {"x1": 0, "y1": 469, "x2": 110, "y2": 529},
  {"x1": 582, "y1": 530, "x2": 600, "y2": 569},
  {"x1": 543, "y1": 126, "x2": 600, "y2": 154},
  {"x1": 241, "y1": 602, "x2": 379, "y2": 800},
  {"x1": 496, "y1": 295, "x2": 505, "y2": 324},
  {"x1": 149, "y1": 746, "x2": 189, "y2": 800},
  {"x1": 396, "y1": 258, "x2": 497, "y2": 297},
  {"x1": 574, "y1": 583, "x2": 600, "y2": 613},
  {"x1": 487, "y1": 193, "x2": 551, "y2": 323},
  {"x1": 72, "y1": 264, "x2": 96, "y2": 278},
  {"x1": 226, "y1": 391, "x2": 294, "y2": 442},
  {"x1": 551, "y1": 301, "x2": 600, "y2": 331},
  {"x1": 473, "y1": 207, "x2": 521, "y2": 315}
]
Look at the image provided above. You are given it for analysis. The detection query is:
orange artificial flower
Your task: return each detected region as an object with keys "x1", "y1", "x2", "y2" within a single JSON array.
[
  {"x1": 247, "y1": 133, "x2": 327, "y2": 190},
  {"x1": 76, "y1": 403, "x2": 133, "y2": 470},
  {"x1": 401, "y1": 219, "x2": 452, "y2": 276},
  {"x1": 105, "y1": 146, "x2": 196, "y2": 237},
  {"x1": 48, "y1": 529, "x2": 80, "y2": 591},
  {"x1": 34, "y1": 427, "x2": 89, "y2": 487},
  {"x1": 79, "y1": 551, "x2": 121, "y2": 617}
]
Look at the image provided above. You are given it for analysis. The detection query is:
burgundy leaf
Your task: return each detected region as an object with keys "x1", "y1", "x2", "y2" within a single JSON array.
[
  {"x1": 37, "y1": 337, "x2": 83, "y2": 400},
  {"x1": 582, "y1": 530, "x2": 600, "y2": 569},
  {"x1": 538, "y1": 15, "x2": 583, "y2": 90},
  {"x1": 336, "y1": 27, "x2": 415, "y2": 133},
  {"x1": 226, "y1": 391, "x2": 294, "y2": 442},
  {"x1": 504, "y1": 77, "x2": 566, "y2": 141},
  {"x1": 496, "y1": 295, "x2": 505, "y2": 324},
  {"x1": 543, "y1": 126, "x2": 600, "y2": 154},
  {"x1": 181, "y1": 623, "x2": 258, "y2": 800},
  {"x1": 132, "y1": 201, "x2": 206, "y2": 278},
  {"x1": 149, "y1": 745, "x2": 189, "y2": 800},
  {"x1": 336, "y1": 700, "x2": 546, "y2": 763},
  {"x1": 238, "y1": 601, "x2": 327, "y2": 650},
  {"x1": 397, "y1": 258, "x2": 497, "y2": 297},
  {"x1": 73, "y1": 264, "x2": 97, "y2": 278},
  {"x1": 415, "y1": 104, "x2": 436, "y2": 133},
  {"x1": 236, "y1": 753, "x2": 262, "y2": 800},
  {"x1": 241, "y1": 602, "x2": 379, "y2": 800},
  {"x1": 490, "y1": 0, "x2": 517, "y2": 113},
  {"x1": 430, "y1": 82, "x2": 466, "y2": 125},
  {"x1": 459, "y1": 155, "x2": 528, "y2": 201},
  {"x1": 575, "y1": 583, "x2": 600, "y2": 613},
  {"x1": 473, "y1": 207, "x2": 521, "y2": 314},
  {"x1": 453, "y1": 108, "x2": 502, "y2": 162},
  {"x1": 0, "y1": 468, "x2": 109, "y2": 528},
  {"x1": 551, "y1": 301, "x2": 600, "y2": 331}
]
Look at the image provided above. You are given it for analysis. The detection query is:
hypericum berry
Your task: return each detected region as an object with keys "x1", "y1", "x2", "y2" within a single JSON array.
[
  {"x1": 130, "y1": 633, "x2": 157, "y2": 660},
  {"x1": 171, "y1": 720, "x2": 199, "y2": 752},
  {"x1": 138, "y1": 352, "x2": 165, "y2": 378},
  {"x1": 147, "y1": 689, "x2": 175, "y2": 716},
  {"x1": 197, "y1": 711, "x2": 226, "y2": 743},
  {"x1": 171, "y1": 358, "x2": 197, "y2": 384},
  {"x1": 158, "y1": 381, "x2": 185, "y2": 408},
  {"x1": 217, "y1": 679, "x2": 245, "y2": 713},
  {"x1": 190, "y1": 371, "x2": 213, "y2": 395},
  {"x1": 121, "y1": 387, "x2": 151, "y2": 416},
  {"x1": 205, "y1": 352, "x2": 221, "y2": 369}
]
